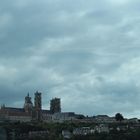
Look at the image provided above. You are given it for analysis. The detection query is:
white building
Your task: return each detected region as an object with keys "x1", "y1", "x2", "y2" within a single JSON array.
[{"x1": 52, "y1": 112, "x2": 76, "y2": 122}]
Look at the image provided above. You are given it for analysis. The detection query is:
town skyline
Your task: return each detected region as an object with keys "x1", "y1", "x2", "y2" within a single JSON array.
[{"x1": 0, "y1": 91, "x2": 138, "y2": 119}]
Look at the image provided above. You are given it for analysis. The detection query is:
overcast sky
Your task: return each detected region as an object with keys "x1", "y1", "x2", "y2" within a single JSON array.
[{"x1": 1, "y1": 0, "x2": 140, "y2": 118}]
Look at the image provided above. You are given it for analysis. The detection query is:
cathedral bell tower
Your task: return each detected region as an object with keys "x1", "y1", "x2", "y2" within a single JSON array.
[
  {"x1": 24, "y1": 93, "x2": 33, "y2": 114},
  {"x1": 34, "y1": 91, "x2": 42, "y2": 121}
]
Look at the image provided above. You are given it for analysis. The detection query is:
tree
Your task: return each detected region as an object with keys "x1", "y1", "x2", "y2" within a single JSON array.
[{"x1": 115, "y1": 113, "x2": 124, "y2": 122}]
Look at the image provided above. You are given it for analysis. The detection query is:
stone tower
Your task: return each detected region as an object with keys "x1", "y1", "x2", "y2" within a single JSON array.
[
  {"x1": 50, "y1": 98, "x2": 61, "y2": 114},
  {"x1": 24, "y1": 93, "x2": 33, "y2": 114},
  {"x1": 34, "y1": 91, "x2": 42, "y2": 121}
]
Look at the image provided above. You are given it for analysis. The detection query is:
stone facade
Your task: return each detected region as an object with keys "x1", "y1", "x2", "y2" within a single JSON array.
[
  {"x1": 0, "y1": 92, "x2": 65, "y2": 122},
  {"x1": 50, "y1": 98, "x2": 61, "y2": 113},
  {"x1": 0, "y1": 91, "x2": 43, "y2": 122},
  {"x1": 34, "y1": 91, "x2": 42, "y2": 121},
  {"x1": 0, "y1": 92, "x2": 80, "y2": 123}
]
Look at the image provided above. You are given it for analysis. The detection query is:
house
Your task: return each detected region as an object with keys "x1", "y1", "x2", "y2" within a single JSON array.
[
  {"x1": 52, "y1": 112, "x2": 76, "y2": 122},
  {"x1": 93, "y1": 115, "x2": 115, "y2": 123},
  {"x1": 73, "y1": 127, "x2": 94, "y2": 135},
  {"x1": 95, "y1": 124, "x2": 109, "y2": 133},
  {"x1": 128, "y1": 118, "x2": 139, "y2": 123},
  {"x1": 62, "y1": 130, "x2": 72, "y2": 139}
]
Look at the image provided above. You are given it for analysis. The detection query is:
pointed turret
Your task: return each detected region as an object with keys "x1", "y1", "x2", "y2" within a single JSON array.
[{"x1": 24, "y1": 93, "x2": 33, "y2": 114}]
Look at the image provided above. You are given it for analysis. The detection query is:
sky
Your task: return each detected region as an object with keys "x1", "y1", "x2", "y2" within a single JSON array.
[{"x1": 0, "y1": 0, "x2": 140, "y2": 118}]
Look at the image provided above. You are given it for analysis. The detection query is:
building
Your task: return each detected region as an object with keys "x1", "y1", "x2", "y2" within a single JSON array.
[
  {"x1": 62, "y1": 130, "x2": 72, "y2": 139},
  {"x1": 0, "y1": 92, "x2": 69, "y2": 122},
  {"x1": 24, "y1": 93, "x2": 33, "y2": 114},
  {"x1": 95, "y1": 124, "x2": 109, "y2": 133},
  {"x1": 0, "y1": 91, "x2": 43, "y2": 122},
  {"x1": 0, "y1": 106, "x2": 32, "y2": 122},
  {"x1": 93, "y1": 115, "x2": 116, "y2": 123},
  {"x1": 34, "y1": 91, "x2": 42, "y2": 121},
  {"x1": 52, "y1": 112, "x2": 75, "y2": 122},
  {"x1": 0, "y1": 91, "x2": 82, "y2": 122},
  {"x1": 73, "y1": 127, "x2": 94, "y2": 135},
  {"x1": 50, "y1": 98, "x2": 61, "y2": 113},
  {"x1": 41, "y1": 110, "x2": 52, "y2": 122}
]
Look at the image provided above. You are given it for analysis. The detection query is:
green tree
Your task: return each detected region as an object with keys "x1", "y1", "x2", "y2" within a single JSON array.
[{"x1": 115, "y1": 113, "x2": 124, "y2": 122}]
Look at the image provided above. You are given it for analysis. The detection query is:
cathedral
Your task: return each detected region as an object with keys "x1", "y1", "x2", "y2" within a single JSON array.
[
  {"x1": 0, "y1": 91, "x2": 53, "y2": 122},
  {"x1": 0, "y1": 91, "x2": 75, "y2": 122}
]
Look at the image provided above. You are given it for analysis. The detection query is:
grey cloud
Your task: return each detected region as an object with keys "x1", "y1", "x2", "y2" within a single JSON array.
[{"x1": 0, "y1": 0, "x2": 140, "y2": 118}]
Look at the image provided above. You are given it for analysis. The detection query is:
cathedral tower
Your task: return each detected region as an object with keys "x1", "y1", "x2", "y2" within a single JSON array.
[
  {"x1": 50, "y1": 98, "x2": 61, "y2": 114},
  {"x1": 24, "y1": 93, "x2": 33, "y2": 114},
  {"x1": 34, "y1": 91, "x2": 42, "y2": 121}
]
